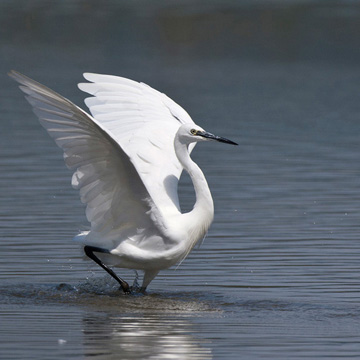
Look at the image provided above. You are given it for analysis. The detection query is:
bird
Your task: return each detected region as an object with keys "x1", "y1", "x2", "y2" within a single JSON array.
[{"x1": 9, "y1": 70, "x2": 237, "y2": 294}]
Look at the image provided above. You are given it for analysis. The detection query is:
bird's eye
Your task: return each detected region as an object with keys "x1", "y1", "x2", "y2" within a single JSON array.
[{"x1": 190, "y1": 129, "x2": 197, "y2": 135}]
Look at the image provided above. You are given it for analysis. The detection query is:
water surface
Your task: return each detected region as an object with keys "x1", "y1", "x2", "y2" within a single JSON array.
[{"x1": 2, "y1": 1, "x2": 360, "y2": 359}]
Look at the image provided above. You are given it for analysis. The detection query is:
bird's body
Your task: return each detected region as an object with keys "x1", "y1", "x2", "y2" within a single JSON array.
[{"x1": 9, "y1": 71, "x2": 237, "y2": 292}]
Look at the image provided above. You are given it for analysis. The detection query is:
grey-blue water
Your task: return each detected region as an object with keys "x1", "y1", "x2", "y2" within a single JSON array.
[{"x1": 2, "y1": 1, "x2": 360, "y2": 359}]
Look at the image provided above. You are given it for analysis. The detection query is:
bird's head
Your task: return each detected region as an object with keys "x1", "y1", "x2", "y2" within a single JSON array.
[{"x1": 177, "y1": 123, "x2": 238, "y2": 146}]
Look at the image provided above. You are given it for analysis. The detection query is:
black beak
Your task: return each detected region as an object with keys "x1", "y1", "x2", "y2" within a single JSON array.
[{"x1": 197, "y1": 131, "x2": 238, "y2": 145}]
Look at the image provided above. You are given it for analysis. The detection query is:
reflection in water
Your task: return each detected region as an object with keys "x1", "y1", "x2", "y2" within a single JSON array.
[
  {"x1": 0, "y1": 282, "x2": 214, "y2": 359},
  {"x1": 82, "y1": 312, "x2": 212, "y2": 360}
]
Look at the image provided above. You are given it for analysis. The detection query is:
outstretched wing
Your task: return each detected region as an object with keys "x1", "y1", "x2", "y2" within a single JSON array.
[
  {"x1": 77, "y1": 73, "x2": 196, "y2": 215},
  {"x1": 9, "y1": 71, "x2": 170, "y2": 247}
]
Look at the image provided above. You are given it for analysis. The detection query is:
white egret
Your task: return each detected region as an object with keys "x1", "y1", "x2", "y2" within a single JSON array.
[{"x1": 9, "y1": 71, "x2": 237, "y2": 293}]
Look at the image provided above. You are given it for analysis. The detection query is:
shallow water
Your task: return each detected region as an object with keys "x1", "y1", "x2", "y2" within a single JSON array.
[{"x1": 2, "y1": 1, "x2": 360, "y2": 359}]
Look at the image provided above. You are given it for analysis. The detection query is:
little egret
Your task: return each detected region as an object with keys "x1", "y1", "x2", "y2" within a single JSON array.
[{"x1": 9, "y1": 71, "x2": 237, "y2": 293}]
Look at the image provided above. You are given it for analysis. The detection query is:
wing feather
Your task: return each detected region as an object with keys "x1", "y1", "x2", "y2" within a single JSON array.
[
  {"x1": 78, "y1": 73, "x2": 196, "y2": 214},
  {"x1": 9, "y1": 70, "x2": 165, "y2": 249}
]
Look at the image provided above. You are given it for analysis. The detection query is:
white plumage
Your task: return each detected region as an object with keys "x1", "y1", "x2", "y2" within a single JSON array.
[{"x1": 9, "y1": 71, "x2": 237, "y2": 293}]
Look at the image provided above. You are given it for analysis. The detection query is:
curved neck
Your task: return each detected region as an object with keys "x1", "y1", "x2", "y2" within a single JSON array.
[{"x1": 174, "y1": 140, "x2": 214, "y2": 227}]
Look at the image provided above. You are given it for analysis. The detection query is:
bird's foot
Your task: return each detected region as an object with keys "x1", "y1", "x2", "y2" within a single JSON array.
[{"x1": 120, "y1": 281, "x2": 131, "y2": 295}]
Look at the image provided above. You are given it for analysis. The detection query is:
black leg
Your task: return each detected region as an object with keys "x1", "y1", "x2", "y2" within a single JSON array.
[{"x1": 84, "y1": 245, "x2": 130, "y2": 294}]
